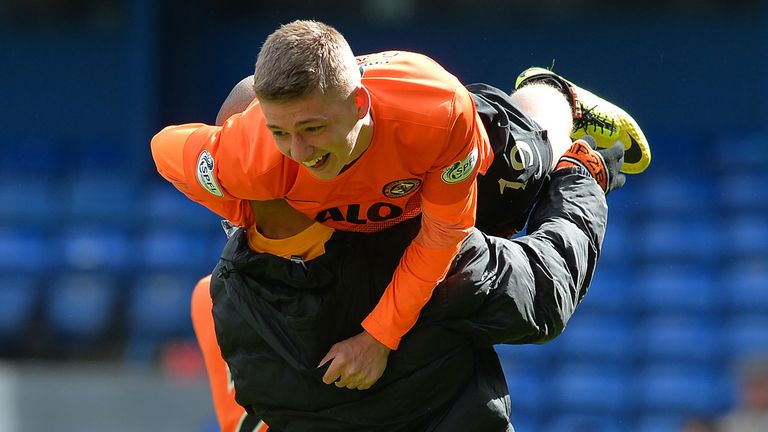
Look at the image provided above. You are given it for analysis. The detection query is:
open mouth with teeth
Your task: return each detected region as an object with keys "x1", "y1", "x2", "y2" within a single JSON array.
[{"x1": 302, "y1": 153, "x2": 330, "y2": 169}]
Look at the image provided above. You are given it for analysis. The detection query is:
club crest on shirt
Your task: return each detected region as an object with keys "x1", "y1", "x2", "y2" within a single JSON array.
[
  {"x1": 382, "y1": 178, "x2": 422, "y2": 198},
  {"x1": 196, "y1": 150, "x2": 224, "y2": 197},
  {"x1": 441, "y1": 148, "x2": 478, "y2": 184}
]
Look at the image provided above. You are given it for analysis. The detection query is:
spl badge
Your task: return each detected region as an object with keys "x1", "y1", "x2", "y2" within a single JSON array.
[
  {"x1": 441, "y1": 148, "x2": 478, "y2": 184},
  {"x1": 383, "y1": 178, "x2": 422, "y2": 198},
  {"x1": 196, "y1": 150, "x2": 224, "y2": 197}
]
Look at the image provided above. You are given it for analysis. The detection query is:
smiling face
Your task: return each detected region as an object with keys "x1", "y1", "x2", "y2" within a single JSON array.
[{"x1": 261, "y1": 88, "x2": 370, "y2": 180}]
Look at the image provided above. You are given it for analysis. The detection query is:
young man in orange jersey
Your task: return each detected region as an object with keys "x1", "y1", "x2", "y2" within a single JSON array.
[{"x1": 153, "y1": 19, "x2": 650, "y2": 393}]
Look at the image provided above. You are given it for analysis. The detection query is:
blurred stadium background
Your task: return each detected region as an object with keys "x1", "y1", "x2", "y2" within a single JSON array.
[{"x1": 0, "y1": 0, "x2": 766, "y2": 430}]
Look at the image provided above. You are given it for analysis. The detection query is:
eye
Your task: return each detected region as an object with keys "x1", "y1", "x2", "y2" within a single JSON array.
[
  {"x1": 304, "y1": 125, "x2": 325, "y2": 134},
  {"x1": 270, "y1": 130, "x2": 288, "y2": 139}
]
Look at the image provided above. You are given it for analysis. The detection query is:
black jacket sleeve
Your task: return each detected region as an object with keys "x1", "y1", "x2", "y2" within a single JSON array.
[{"x1": 420, "y1": 168, "x2": 608, "y2": 346}]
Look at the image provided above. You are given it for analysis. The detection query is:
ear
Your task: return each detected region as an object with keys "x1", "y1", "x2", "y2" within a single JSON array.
[{"x1": 354, "y1": 85, "x2": 371, "y2": 119}]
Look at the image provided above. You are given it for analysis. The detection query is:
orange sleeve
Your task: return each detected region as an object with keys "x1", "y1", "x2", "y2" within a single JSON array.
[
  {"x1": 151, "y1": 123, "x2": 253, "y2": 227},
  {"x1": 191, "y1": 276, "x2": 249, "y2": 432},
  {"x1": 361, "y1": 89, "x2": 492, "y2": 349},
  {"x1": 151, "y1": 106, "x2": 296, "y2": 227}
]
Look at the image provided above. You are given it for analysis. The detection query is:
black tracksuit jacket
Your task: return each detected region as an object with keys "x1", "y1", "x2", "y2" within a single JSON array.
[{"x1": 210, "y1": 167, "x2": 607, "y2": 432}]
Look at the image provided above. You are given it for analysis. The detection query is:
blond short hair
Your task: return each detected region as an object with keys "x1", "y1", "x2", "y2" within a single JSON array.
[{"x1": 253, "y1": 20, "x2": 360, "y2": 102}]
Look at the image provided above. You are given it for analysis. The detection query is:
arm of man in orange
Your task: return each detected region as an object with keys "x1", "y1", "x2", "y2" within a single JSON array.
[
  {"x1": 151, "y1": 123, "x2": 254, "y2": 227},
  {"x1": 151, "y1": 102, "x2": 293, "y2": 227},
  {"x1": 320, "y1": 89, "x2": 491, "y2": 389}
]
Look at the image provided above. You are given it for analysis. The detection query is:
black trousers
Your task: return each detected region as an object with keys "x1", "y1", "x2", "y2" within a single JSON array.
[{"x1": 469, "y1": 83, "x2": 553, "y2": 237}]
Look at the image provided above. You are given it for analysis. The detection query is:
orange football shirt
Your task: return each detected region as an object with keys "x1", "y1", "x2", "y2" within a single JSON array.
[{"x1": 153, "y1": 51, "x2": 493, "y2": 349}]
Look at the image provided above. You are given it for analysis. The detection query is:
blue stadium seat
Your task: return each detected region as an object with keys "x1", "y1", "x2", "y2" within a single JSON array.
[
  {"x1": 720, "y1": 215, "x2": 768, "y2": 259},
  {"x1": 581, "y1": 266, "x2": 632, "y2": 313},
  {"x1": 633, "y1": 415, "x2": 686, "y2": 432},
  {"x1": 496, "y1": 341, "x2": 552, "y2": 367},
  {"x1": 0, "y1": 176, "x2": 56, "y2": 226},
  {"x1": 46, "y1": 273, "x2": 120, "y2": 344},
  {"x1": 124, "y1": 272, "x2": 197, "y2": 362},
  {"x1": 59, "y1": 173, "x2": 138, "y2": 227},
  {"x1": 724, "y1": 316, "x2": 768, "y2": 358},
  {"x1": 127, "y1": 272, "x2": 195, "y2": 337},
  {"x1": 71, "y1": 137, "x2": 134, "y2": 172},
  {"x1": 721, "y1": 263, "x2": 768, "y2": 313},
  {"x1": 712, "y1": 133, "x2": 768, "y2": 173},
  {"x1": 552, "y1": 312, "x2": 633, "y2": 362},
  {"x1": 0, "y1": 229, "x2": 47, "y2": 273},
  {"x1": 143, "y1": 181, "x2": 222, "y2": 230},
  {"x1": 544, "y1": 414, "x2": 623, "y2": 432},
  {"x1": 509, "y1": 414, "x2": 540, "y2": 432},
  {"x1": 502, "y1": 361, "x2": 545, "y2": 417},
  {"x1": 209, "y1": 230, "x2": 229, "y2": 258},
  {"x1": 599, "y1": 219, "x2": 630, "y2": 266},
  {"x1": 136, "y1": 229, "x2": 217, "y2": 272},
  {"x1": 548, "y1": 363, "x2": 631, "y2": 414},
  {"x1": 636, "y1": 216, "x2": 718, "y2": 265},
  {"x1": 0, "y1": 275, "x2": 40, "y2": 352},
  {"x1": 55, "y1": 226, "x2": 131, "y2": 272},
  {"x1": 717, "y1": 174, "x2": 768, "y2": 213},
  {"x1": 633, "y1": 264, "x2": 719, "y2": 313},
  {"x1": 644, "y1": 133, "x2": 705, "y2": 172},
  {"x1": 602, "y1": 186, "x2": 634, "y2": 226},
  {"x1": 0, "y1": 136, "x2": 60, "y2": 175},
  {"x1": 635, "y1": 315, "x2": 721, "y2": 363},
  {"x1": 631, "y1": 172, "x2": 714, "y2": 217},
  {"x1": 635, "y1": 364, "x2": 727, "y2": 416}
]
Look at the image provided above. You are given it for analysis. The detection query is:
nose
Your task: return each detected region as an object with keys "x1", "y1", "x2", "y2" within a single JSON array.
[{"x1": 288, "y1": 135, "x2": 315, "y2": 162}]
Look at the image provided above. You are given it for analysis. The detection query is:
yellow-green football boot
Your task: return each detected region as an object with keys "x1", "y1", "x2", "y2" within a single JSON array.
[{"x1": 515, "y1": 67, "x2": 651, "y2": 174}]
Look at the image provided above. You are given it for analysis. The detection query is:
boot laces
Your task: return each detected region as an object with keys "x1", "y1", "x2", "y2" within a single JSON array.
[{"x1": 574, "y1": 104, "x2": 617, "y2": 136}]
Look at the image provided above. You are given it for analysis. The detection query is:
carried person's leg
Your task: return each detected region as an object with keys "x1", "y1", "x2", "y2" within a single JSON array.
[
  {"x1": 515, "y1": 67, "x2": 652, "y2": 174},
  {"x1": 470, "y1": 83, "x2": 566, "y2": 236},
  {"x1": 470, "y1": 68, "x2": 651, "y2": 236}
]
